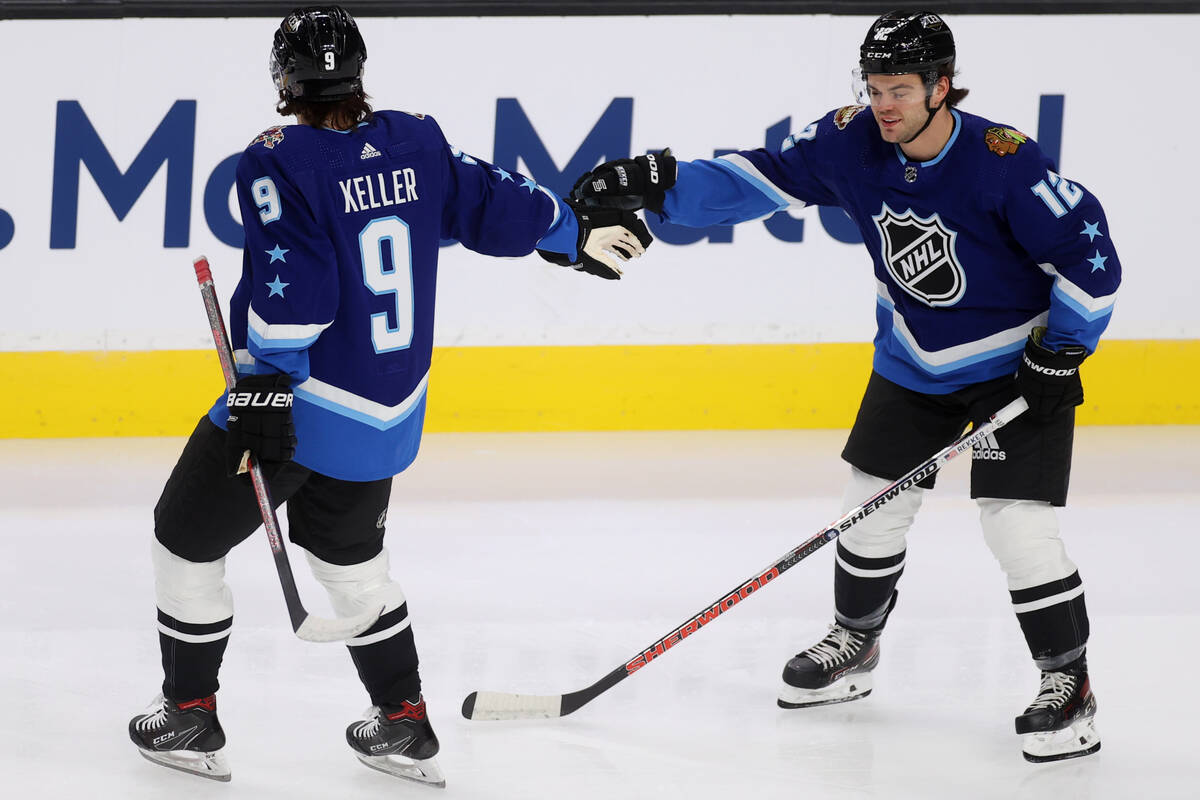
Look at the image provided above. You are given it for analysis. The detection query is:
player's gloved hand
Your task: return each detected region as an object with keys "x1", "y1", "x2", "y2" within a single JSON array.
[
  {"x1": 537, "y1": 201, "x2": 654, "y2": 280},
  {"x1": 1015, "y1": 327, "x2": 1088, "y2": 422},
  {"x1": 571, "y1": 149, "x2": 677, "y2": 214},
  {"x1": 225, "y1": 373, "x2": 296, "y2": 476}
]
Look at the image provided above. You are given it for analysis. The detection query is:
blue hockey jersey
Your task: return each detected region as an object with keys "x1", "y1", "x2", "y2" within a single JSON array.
[
  {"x1": 661, "y1": 105, "x2": 1122, "y2": 394},
  {"x1": 208, "y1": 110, "x2": 581, "y2": 481}
]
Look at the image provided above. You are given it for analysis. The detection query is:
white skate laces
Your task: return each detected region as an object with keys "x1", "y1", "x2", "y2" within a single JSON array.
[
  {"x1": 803, "y1": 625, "x2": 867, "y2": 669},
  {"x1": 134, "y1": 696, "x2": 169, "y2": 731},
  {"x1": 1028, "y1": 671, "x2": 1076, "y2": 709},
  {"x1": 350, "y1": 707, "x2": 382, "y2": 739}
]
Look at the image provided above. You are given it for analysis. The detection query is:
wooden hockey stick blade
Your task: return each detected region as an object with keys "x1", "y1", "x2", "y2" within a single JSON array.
[{"x1": 294, "y1": 604, "x2": 385, "y2": 643}]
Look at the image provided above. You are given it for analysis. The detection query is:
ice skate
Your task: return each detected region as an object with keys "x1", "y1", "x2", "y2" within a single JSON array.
[
  {"x1": 1015, "y1": 665, "x2": 1101, "y2": 763},
  {"x1": 346, "y1": 696, "x2": 445, "y2": 788},
  {"x1": 128, "y1": 693, "x2": 230, "y2": 781},
  {"x1": 778, "y1": 623, "x2": 881, "y2": 709}
]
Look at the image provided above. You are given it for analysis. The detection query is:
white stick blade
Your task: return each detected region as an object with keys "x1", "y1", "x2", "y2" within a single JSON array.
[
  {"x1": 295, "y1": 606, "x2": 383, "y2": 643},
  {"x1": 462, "y1": 691, "x2": 563, "y2": 721}
]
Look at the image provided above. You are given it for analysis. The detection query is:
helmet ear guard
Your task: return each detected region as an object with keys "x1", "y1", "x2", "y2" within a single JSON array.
[{"x1": 271, "y1": 5, "x2": 367, "y2": 103}]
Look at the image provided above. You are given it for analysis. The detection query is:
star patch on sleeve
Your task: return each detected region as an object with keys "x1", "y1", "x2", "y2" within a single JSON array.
[
  {"x1": 266, "y1": 275, "x2": 290, "y2": 297},
  {"x1": 1079, "y1": 221, "x2": 1103, "y2": 242}
]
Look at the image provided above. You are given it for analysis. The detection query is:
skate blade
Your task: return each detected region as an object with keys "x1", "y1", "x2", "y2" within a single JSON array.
[
  {"x1": 138, "y1": 747, "x2": 231, "y2": 782},
  {"x1": 355, "y1": 752, "x2": 446, "y2": 788},
  {"x1": 778, "y1": 673, "x2": 873, "y2": 709},
  {"x1": 1022, "y1": 718, "x2": 1101, "y2": 763}
]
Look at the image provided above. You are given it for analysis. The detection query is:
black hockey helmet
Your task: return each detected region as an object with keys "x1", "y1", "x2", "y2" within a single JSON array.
[
  {"x1": 270, "y1": 5, "x2": 367, "y2": 102},
  {"x1": 859, "y1": 11, "x2": 955, "y2": 80}
]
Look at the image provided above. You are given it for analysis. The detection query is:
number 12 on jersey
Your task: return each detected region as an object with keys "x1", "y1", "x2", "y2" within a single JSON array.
[{"x1": 1030, "y1": 170, "x2": 1083, "y2": 218}]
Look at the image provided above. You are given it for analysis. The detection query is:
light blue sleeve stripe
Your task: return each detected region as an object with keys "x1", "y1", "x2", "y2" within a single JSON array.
[
  {"x1": 248, "y1": 327, "x2": 320, "y2": 351},
  {"x1": 1045, "y1": 304, "x2": 1111, "y2": 353},
  {"x1": 708, "y1": 159, "x2": 790, "y2": 211},
  {"x1": 1051, "y1": 283, "x2": 1116, "y2": 323},
  {"x1": 533, "y1": 196, "x2": 579, "y2": 259},
  {"x1": 663, "y1": 160, "x2": 782, "y2": 226},
  {"x1": 238, "y1": 349, "x2": 310, "y2": 384}
]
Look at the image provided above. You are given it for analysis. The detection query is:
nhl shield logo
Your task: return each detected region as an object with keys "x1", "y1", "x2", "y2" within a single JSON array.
[{"x1": 872, "y1": 204, "x2": 966, "y2": 307}]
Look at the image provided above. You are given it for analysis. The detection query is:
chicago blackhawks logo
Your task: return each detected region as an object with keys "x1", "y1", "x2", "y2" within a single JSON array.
[
  {"x1": 872, "y1": 204, "x2": 966, "y2": 307},
  {"x1": 834, "y1": 105, "x2": 868, "y2": 130},
  {"x1": 251, "y1": 126, "x2": 286, "y2": 150},
  {"x1": 984, "y1": 126, "x2": 1027, "y2": 157}
]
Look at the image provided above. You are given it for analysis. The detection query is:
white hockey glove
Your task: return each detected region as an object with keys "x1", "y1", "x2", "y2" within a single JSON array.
[{"x1": 537, "y1": 201, "x2": 654, "y2": 280}]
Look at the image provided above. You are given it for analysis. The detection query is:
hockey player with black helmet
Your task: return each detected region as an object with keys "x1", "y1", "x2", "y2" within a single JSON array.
[
  {"x1": 573, "y1": 10, "x2": 1118, "y2": 763},
  {"x1": 127, "y1": 4, "x2": 652, "y2": 787}
]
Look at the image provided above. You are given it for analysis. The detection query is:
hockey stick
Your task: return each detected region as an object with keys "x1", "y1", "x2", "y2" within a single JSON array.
[
  {"x1": 462, "y1": 395, "x2": 1028, "y2": 720},
  {"x1": 192, "y1": 255, "x2": 382, "y2": 643}
]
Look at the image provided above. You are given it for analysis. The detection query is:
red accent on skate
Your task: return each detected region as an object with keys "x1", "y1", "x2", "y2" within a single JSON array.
[
  {"x1": 177, "y1": 695, "x2": 217, "y2": 712},
  {"x1": 385, "y1": 699, "x2": 427, "y2": 722}
]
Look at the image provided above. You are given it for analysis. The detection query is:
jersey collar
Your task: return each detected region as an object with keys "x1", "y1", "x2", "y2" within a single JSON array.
[
  {"x1": 894, "y1": 109, "x2": 962, "y2": 168},
  {"x1": 323, "y1": 121, "x2": 371, "y2": 134}
]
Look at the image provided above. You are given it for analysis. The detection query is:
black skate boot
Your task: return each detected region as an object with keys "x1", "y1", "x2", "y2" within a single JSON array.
[
  {"x1": 778, "y1": 623, "x2": 881, "y2": 709},
  {"x1": 346, "y1": 695, "x2": 445, "y2": 787},
  {"x1": 1015, "y1": 660, "x2": 1101, "y2": 763},
  {"x1": 128, "y1": 693, "x2": 230, "y2": 781}
]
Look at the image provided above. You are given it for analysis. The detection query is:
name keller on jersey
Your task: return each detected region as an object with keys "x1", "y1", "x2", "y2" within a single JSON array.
[{"x1": 339, "y1": 168, "x2": 419, "y2": 214}]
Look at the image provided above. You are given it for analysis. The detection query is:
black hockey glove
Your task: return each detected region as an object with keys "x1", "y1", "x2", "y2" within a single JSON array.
[
  {"x1": 225, "y1": 373, "x2": 296, "y2": 476},
  {"x1": 571, "y1": 150, "x2": 677, "y2": 214},
  {"x1": 1015, "y1": 327, "x2": 1088, "y2": 422},
  {"x1": 537, "y1": 201, "x2": 654, "y2": 280}
]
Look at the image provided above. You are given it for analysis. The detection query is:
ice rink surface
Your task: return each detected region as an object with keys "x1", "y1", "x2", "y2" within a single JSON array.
[{"x1": 1, "y1": 425, "x2": 1196, "y2": 799}]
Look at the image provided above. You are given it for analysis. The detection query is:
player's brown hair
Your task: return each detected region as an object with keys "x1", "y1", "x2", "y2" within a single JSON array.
[
  {"x1": 939, "y1": 65, "x2": 969, "y2": 108},
  {"x1": 277, "y1": 90, "x2": 374, "y2": 131}
]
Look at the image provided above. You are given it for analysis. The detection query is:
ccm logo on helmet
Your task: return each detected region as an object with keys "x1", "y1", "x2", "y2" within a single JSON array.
[
  {"x1": 227, "y1": 391, "x2": 293, "y2": 409},
  {"x1": 1022, "y1": 353, "x2": 1078, "y2": 377}
]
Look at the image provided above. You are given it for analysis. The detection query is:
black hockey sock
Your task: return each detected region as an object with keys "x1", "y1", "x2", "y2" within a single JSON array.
[
  {"x1": 834, "y1": 543, "x2": 904, "y2": 630},
  {"x1": 1011, "y1": 571, "x2": 1090, "y2": 667},
  {"x1": 347, "y1": 621, "x2": 421, "y2": 707},
  {"x1": 158, "y1": 611, "x2": 232, "y2": 701}
]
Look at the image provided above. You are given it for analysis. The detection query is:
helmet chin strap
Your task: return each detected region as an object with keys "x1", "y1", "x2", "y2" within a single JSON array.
[{"x1": 903, "y1": 80, "x2": 947, "y2": 145}]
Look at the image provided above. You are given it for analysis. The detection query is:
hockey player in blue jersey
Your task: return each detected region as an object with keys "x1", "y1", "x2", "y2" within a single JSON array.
[
  {"x1": 572, "y1": 11, "x2": 1118, "y2": 763},
  {"x1": 127, "y1": 5, "x2": 651, "y2": 786}
]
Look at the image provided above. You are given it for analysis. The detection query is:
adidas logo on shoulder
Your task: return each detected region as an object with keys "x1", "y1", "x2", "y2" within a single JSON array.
[{"x1": 360, "y1": 142, "x2": 382, "y2": 160}]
